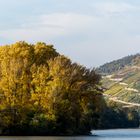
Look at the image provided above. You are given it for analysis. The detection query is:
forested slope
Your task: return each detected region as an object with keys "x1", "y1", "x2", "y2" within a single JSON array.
[
  {"x1": 98, "y1": 54, "x2": 140, "y2": 129},
  {"x1": 97, "y1": 54, "x2": 140, "y2": 75}
]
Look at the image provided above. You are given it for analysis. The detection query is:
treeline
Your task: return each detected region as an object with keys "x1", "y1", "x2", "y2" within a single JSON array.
[
  {"x1": 98, "y1": 101, "x2": 139, "y2": 129},
  {"x1": 0, "y1": 42, "x2": 139, "y2": 135},
  {"x1": 0, "y1": 41, "x2": 104, "y2": 135},
  {"x1": 97, "y1": 54, "x2": 140, "y2": 75}
]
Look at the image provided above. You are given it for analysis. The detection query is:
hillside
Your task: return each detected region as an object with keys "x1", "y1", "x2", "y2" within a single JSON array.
[
  {"x1": 97, "y1": 54, "x2": 140, "y2": 75},
  {"x1": 100, "y1": 54, "x2": 140, "y2": 109}
]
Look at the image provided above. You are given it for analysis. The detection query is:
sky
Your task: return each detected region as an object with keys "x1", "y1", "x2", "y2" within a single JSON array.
[{"x1": 0, "y1": 0, "x2": 140, "y2": 68}]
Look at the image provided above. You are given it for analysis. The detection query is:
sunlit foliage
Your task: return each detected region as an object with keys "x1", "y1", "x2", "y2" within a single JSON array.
[{"x1": 0, "y1": 41, "x2": 103, "y2": 135}]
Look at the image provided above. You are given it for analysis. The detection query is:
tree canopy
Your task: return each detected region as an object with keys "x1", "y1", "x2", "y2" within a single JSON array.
[{"x1": 0, "y1": 41, "x2": 103, "y2": 135}]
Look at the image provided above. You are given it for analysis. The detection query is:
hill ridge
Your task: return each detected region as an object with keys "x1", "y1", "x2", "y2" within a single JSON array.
[{"x1": 97, "y1": 53, "x2": 140, "y2": 75}]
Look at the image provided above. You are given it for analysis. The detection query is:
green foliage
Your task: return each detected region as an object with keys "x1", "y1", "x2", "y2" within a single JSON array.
[
  {"x1": 104, "y1": 84, "x2": 124, "y2": 95},
  {"x1": 98, "y1": 101, "x2": 139, "y2": 129}
]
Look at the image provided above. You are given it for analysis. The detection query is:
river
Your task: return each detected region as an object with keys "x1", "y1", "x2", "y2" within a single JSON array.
[{"x1": 0, "y1": 129, "x2": 139, "y2": 140}]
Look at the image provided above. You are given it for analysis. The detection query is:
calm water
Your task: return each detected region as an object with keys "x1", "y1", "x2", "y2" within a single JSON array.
[{"x1": 0, "y1": 129, "x2": 140, "y2": 140}]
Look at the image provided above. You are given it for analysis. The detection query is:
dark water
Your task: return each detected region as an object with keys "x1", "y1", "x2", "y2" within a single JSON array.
[{"x1": 0, "y1": 129, "x2": 140, "y2": 140}]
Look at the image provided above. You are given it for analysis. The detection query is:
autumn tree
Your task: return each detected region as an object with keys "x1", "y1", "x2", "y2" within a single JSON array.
[{"x1": 0, "y1": 42, "x2": 103, "y2": 135}]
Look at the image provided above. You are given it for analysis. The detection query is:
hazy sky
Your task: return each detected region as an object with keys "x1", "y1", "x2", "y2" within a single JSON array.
[{"x1": 0, "y1": 0, "x2": 140, "y2": 67}]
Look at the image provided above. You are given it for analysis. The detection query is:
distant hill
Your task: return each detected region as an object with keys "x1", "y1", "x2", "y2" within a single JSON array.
[
  {"x1": 100, "y1": 53, "x2": 140, "y2": 112},
  {"x1": 95, "y1": 53, "x2": 140, "y2": 129},
  {"x1": 97, "y1": 54, "x2": 140, "y2": 75}
]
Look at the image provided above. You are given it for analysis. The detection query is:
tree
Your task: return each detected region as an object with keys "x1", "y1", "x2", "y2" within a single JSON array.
[{"x1": 0, "y1": 42, "x2": 103, "y2": 135}]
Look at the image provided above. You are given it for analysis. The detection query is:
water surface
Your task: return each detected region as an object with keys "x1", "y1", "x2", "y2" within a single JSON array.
[{"x1": 0, "y1": 129, "x2": 140, "y2": 140}]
